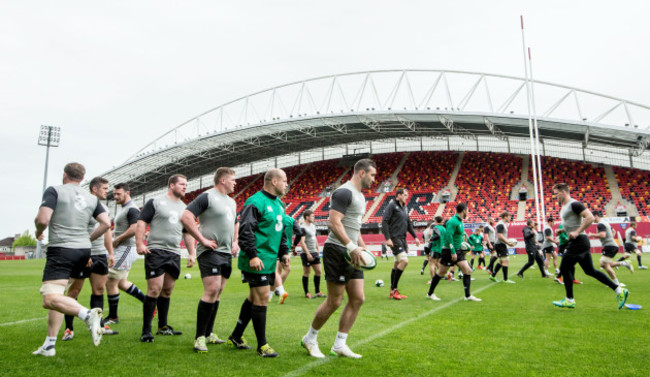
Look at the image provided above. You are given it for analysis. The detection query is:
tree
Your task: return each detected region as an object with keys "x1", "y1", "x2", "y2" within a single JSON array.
[{"x1": 12, "y1": 230, "x2": 37, "y2": 249}]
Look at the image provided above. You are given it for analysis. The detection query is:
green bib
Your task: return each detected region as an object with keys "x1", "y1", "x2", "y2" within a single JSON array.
[{"x1": 238, "y1": 191, "x2": 287, "y2": 274}]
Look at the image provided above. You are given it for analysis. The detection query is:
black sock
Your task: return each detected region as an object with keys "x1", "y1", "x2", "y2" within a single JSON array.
[
  {"x1": 394, "y1": 269, "x2": 404, "y2": 289},
  {"x1": 470, "y1": 259, "x2": 475, "y2": 268},
  {"x1": 126, "y1": 284, "x2": 145, "y2": 303},
  {"x1": 503, "y1": 266, "x2": 509, "y2": 281},
  {"x1": 487, "y1": 256, "x2": 497, "y2": 271},
  {"x1": 616, "y1": 256, "x2": 625, "y2": 262},
  {"x1": 314, "y1": 275, "x2": 321, "y2": 293},
  {"x1": 142, "y1": 296, "x2": 157, "y2": 334},
  {"x1": 422, "y1": 259, "x2": 429, "y2": 269},
  {"x1": 205, "y1": 301, "x2": 219, "y2": 336},
  {"x1": 492, "y1": 263, "x2": 502, "y2": 277},
  {"x1": 463, "y1": 274, "x2": 472, "y2": 298},
  {"x1": 251, "y1": 305, "x2": 268, "y2": 349},
  {"x1": 390, "y1": 268, "x2": 396, "y2": 290},
  {"x1": 302, "y1": 276, "x2": 309, "y2": 294},
  {"x1": 196, "y1": 300, "x2": 213, "y2": 339},
  {"x1": 157, "y1": 296, "x2": 170, "y2": 329},
  {"x1": 231, "y1": 299, "x2": 253, "y2": 340},
  {"x1": 64, "y1": 313, "x2": 74, "y2": 331},
  {"x1": 107, "y1": 294, "x2": 120, "y2": 319},
  {"x1": 479, "y1": 257, "x2": 485, "y2": 267},
  {"x1": 90, "y1": 294, "x2": 104, "y2": 310},
  {"x1": 638, "y1": 255, "x2": 643, "y2": 267},
  {"x1": 428, "y1": 274, "x2": 442, "y2": 296}
]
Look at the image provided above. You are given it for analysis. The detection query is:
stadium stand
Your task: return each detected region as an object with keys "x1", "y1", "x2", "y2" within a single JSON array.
[
  {"x1": 443, "y1": 152, "x2": 521, "y2": 222},
  {"x1": 396, "y1": 151, "x2": 458, "y2": 191},
  {"x1": 527, "y1": 156, "x2": 611, "y2": 220},
  {"x1": 614, "y1": 166, "x2": 650, "y2": 216},
  {"x1": 180, "y1": 151, "x2": 641, "y2": 224}
]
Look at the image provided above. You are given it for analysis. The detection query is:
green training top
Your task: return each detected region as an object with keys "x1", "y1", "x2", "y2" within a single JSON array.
[
  {"x1": 238, "y1": 191, "x2": 288, "y2": 274},
  {"x1": 558, "y1": 224, "x2": 569, "y2": 245},
  {"x1": 431, "y1": 224, "x2": 447, "y2": 253},
  {"x1": 283, "y1": 214, "x2": 295, "y2": 249},
  {"x1": 445, "y1": 214, "x2": 465, "y2": 254},
  {"x1": 469, "y1": 233, "x2": 483, "y2": 252}
]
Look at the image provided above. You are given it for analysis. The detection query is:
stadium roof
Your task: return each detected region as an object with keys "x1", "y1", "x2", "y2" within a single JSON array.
[{"x1": 99, "y1": 69, "x2": 650, "y2": 198}]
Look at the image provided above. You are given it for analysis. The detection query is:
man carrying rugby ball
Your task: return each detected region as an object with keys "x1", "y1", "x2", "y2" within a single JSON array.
[{"x1": 301, "y1": 159, "x2": 377, "y2": 359}]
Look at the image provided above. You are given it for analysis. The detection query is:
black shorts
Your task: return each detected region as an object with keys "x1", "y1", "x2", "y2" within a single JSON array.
[
  {"x1": 624, "y1": 242, "x2": 637, "y2": 253},
  {"x1": 558, "y1": 244, "x2": 567, "y2": 255},
  {"x1": 565, "y1": 235, "x2": 590, "y2": 255},
  {"x1": 471, "y1": 250, "x2": 483, "y2": 256},
  {"x1": 241, "y1": 271, "x2": 275, "y2": 288},
  {"x1": 322, "y1": 243, "x2": 364, "y2": 284},
  {"x1": 423, "y1": 245, "x2": 431, "y2": 256},
  {"x1": 198, "y1": 251, "x2": 232, "y2": 279},
  {"x1": 389, "y1": 238, "x2": 408, "y2": 256},
  {"x1": 494, "y1": 243, "x2": 509, "y2": 258},
  {"x1": 602, "y1": 245, "x2": 620, "y2": 258},
  {"x1": 300, "y1": 252, "x2": 321, "y2": 267},
  {"x1": 75, "y1": 254, "x2": 109, "y2": 279},
  {"x1": 440, "y1": 248, "x2": 467, "y2": 267},
  {"x1": 543, "y1": 246, "x2": 555, "y2": 254},
  {"x1": 486, "y1": 244, "x2": 494, "y2": 252},
  {"x1": 144, "y1": 249, "x2": 181, "y2": 280},
  {"x1": 43, "y1": 247, "x2": 91, "y2": 281}
]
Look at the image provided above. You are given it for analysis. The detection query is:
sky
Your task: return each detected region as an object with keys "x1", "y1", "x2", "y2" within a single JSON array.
[{"x1": 1, "y1": 0, "x2": 649, "y2": 239}]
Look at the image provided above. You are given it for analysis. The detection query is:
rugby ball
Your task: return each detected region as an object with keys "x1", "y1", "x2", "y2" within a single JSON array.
[
  {"x1": 460, "y1": 242, "x2": 471, "y2": 251},
  {"x1": 184, "y1": 273, "x2": 192, "y2": 279},
  {"x1": 344, "y1": 248, "x2": 377, "y2": 270},
  {"x1": 375, "y1": 279, "x2": 385, "y2": 287},
  {"x1": 507, "y1": 238, "x2": 518, "y2": 246}
]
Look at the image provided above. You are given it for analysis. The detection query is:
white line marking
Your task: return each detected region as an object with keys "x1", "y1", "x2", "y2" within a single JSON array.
[
  {"x1": 283, "y1": 283, "x2": 495, "y2": 377},
  {"x1": 0, "y1": 316, "x2": 47, "y2": 327}
]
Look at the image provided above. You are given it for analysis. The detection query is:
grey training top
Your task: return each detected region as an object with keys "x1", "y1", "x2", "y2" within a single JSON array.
[
  {"x1": 139, "y1": 195, "x2": 187, "y2": 255},
  {"x1": 88, "y1": 202, "x2": 109, "y2": 256},
  {"x1": 114, "y1": 201, "x2": 140, "y2": 247},
  {"x1": 560, "y1": 199, "x2": 587, "y2": 236},
  {"x1": 625, "y1": 227, "x2": 637, "y2": 244},
  {"x1": 301, "y1": 222, "x2": 318, "y2": 253},
  {"x1": 541, "y1": 225, "x2": 555, "y2": 248},
  {"x1": 423, "y1": 226, "x2": 433, "y2": 243},
  {"x1": 494, "y1": 221, "x2": 508, "y2": 245},
  {"x1": 185, "y1": 188, "x2": 237, "y2": 257},
  {"x1": 597, "y1": 220, "x2": 618, "y2": 247},
  {"x1": 483, "y1": 224, "x2": 496, "y2": 244},
  {"x1": 41, "y1": 183, "x2": 105, "y2": 249},
  {"x1": 325, "y1": 180, "x2": 366, "y2": 247}
]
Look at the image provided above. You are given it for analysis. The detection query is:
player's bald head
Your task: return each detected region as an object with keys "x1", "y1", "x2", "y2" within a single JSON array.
[{"x1": 264, "y1": 168, "x2": 285, "y2": 182}]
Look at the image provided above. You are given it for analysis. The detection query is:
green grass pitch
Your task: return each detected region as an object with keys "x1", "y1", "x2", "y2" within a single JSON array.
[{"x1": 1, "y1": 255, "x2": 648, "y2": 377}]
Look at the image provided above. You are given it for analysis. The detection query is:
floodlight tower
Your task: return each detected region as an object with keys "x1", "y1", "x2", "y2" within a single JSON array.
[{"x1": 38, "y1": 125, "x2": 61, "y2": 193}]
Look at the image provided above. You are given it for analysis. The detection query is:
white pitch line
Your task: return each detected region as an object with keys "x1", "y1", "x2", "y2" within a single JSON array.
[
  {"x1": 283, "y1": 283, "x2": 496, "y2": 377},
  {"x1": 0, "y1": 316, "x2": 47, "y2": 327}
]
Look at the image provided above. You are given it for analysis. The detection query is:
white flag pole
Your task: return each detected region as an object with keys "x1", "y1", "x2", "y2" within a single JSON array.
[
  {"x1": 521, "y1": 15, "x2": 542, "y2": 228},
  {"x1": 528, "y1": 47, "x2": 547, "y2": 227}
]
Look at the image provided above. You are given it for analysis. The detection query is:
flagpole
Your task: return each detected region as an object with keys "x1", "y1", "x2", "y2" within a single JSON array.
[
  {"x1": 528, "y1": 47, "x2": 547, "y2": 226},
  {"x1": 521, "y1": 15, "x2": 542, "y2": 228}
]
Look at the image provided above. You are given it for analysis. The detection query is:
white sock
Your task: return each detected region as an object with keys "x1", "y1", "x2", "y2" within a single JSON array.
[
  {"x1": 42, "y1": 336, "x2": 56, "y2": 350},
  {"x1": 333, "y1": 332, "x2": 348, "y2": 349},
  {"x1": 615, "y1": 286, "x2": 623, "y2": 295},
  {"x1": 305, "y1": 326, "x2": 319, "y2": 342},
  {"x1": 613, "y1": 279, "x2": 619, "y2": 285},
  {"x1": 275, "y1": 285, "x2": 286, "y2": 296},
  {"x1": 566, "y1": 297, "x2": 575, "y2": 303},
  {"x1": 78, "y1": 308, "x2": 90, "y2": 322}
]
